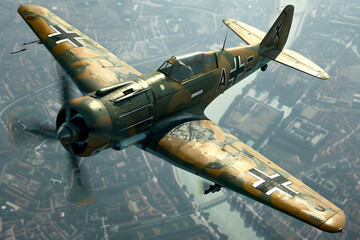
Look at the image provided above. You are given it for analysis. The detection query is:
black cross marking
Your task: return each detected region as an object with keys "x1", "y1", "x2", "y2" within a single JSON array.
[
  {"x1": 48, "y1": 25, "x2": 85, "y2": 48},
  {"x1": 247, "y1": 168, "x2": 299, "y2": 198},
  {"x1": 229, "y1": 55, "x2": 245, "y2": 86},
  {"x1": 273, "y1": 22, "x2": 283, "y2": 40},
  {"x1": 246, "y1": 55, "x2": 254, "y2": 73}
]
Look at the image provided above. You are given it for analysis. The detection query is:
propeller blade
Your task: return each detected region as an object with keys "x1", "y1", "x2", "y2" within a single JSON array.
[
  {"x1": 56, "y1": 63, "x2": 72, "y2": 122},
  {"x1": 8, "y1": 64, "x2": 96, "y2": 206},
  {"x1": 66, "y1": 148, "x2": 95, "y2": 206},
  {"x1": 8, "y1": 115, "x2": 57, "y2": 141},
  {"x1": 25, "y1": 125, "x2": 57, "y2": 139}
]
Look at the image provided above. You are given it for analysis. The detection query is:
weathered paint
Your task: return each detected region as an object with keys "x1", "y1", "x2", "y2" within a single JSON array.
[
  {"x1": 18, "y1": 4, "x2": 141, "y2": 95},
  {"x1": 18, "y1": 4, "x2": 343, "y2": 233},
  {"x1": 148, "y1": 120, "x2": 345, "y2": 232}
]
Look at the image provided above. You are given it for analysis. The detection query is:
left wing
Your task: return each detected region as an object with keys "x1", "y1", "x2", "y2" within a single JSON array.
[
  {"x1": 18, "y1": 5, "x2": 141, "y2": 94},
  {"x1": 143, "y1": 120, "x2": 345, "y2": 233}
]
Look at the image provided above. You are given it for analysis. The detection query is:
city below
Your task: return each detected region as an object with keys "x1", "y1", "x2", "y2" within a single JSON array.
[{"x1": 0, "y1": 0, "x2": 359, "y2": 240}]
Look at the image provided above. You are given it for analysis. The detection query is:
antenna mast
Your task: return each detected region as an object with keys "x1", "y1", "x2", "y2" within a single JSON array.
[{"x1": 221, "y1": 28, "x2": 229, "y2": 51}]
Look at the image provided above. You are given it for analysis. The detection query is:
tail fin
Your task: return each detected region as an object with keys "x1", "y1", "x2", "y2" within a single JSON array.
[
  {"x1": 222, "y1": 5, "x2": 294, "y2": 47},
  {"x1": 223, "y1": 5, "x2": 329, "y2": 80},
  {"x1": 260, "y1": 5, "x2": 329, "y2": 80},
  {"x1": 260, "y1": 5, "x2": 294, "y2": 52}
]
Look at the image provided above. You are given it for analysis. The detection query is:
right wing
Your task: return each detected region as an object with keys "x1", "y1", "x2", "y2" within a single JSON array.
[
  {"x1": 18, "y1": 5, "x2": 141, "y2": 95},
  {"x1": 223, "y1": 18, "x2": 266, "y2": 45},
  {"x1": 143, "y1": 120, "x2": 345, "y2": 233}
]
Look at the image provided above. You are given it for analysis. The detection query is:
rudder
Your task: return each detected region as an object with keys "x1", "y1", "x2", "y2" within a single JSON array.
[{"x1": 260, "y1": 5, "x2": 294, "y2": 52}]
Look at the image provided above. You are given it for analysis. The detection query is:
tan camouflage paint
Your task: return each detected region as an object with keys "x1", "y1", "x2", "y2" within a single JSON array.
[
  {"x1": 154, "y1": 120, "x2": 345, "y2": 232},
  {"x1": 224, "y1": 8, "x2": 329, "y2": 79},
  {"x1": 18, "y1": 4, "x2": 343, "y2": 232},
  {"x1": 18, "y1": 5, "x2": 141, "y2": 94}
]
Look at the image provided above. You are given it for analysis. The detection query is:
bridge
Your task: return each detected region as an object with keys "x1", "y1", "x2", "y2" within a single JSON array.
[{"x1": 198, "y1": 194, "x2": 227, "y2": 210}]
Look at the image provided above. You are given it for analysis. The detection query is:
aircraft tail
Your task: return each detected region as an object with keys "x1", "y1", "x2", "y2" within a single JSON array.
[
  {"x1": 260, "y1": 5, "x2": 294, "y2": 52},
  {"x1": 223, "y1": 5, "x2": 329, "y2": 80},
  {"x1": 260, "y1": 5, "x2": 329, "y2": 80}
]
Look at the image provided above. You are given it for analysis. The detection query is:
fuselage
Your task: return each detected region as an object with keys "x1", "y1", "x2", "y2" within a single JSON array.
[
  {"x1": 97, "y1": 44, "x2": 267, "y2": 140},
  {"x1": 61, "y1": 44, "x2": 269, "y2": 156},
  {"x1": 146, "y1": 44, "x2": 266, "y2": 118}
]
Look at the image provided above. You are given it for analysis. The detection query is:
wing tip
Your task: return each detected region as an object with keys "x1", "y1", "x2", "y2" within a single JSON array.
[
  {"x1": 18, "y1": 4, "x2": 48, "y2": 16},
  {"x1": 319, "y1": 210, "x2": 346, "y2": 233},
  {"x1": 222, "y1": 18, "x2": 233, "y2": 24},
  {"x1": 317, "y1": 71, "x2": 330, "y2": 80},
  {"x1": 18, "y1": 4, "x2": 38, "y2": 12}
]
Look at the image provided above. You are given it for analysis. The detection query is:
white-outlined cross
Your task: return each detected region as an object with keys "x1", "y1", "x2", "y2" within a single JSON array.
[
  {"x1": 247, "y1": 168, "x2": 299, "y2": 198},
  {"x1": 48, "y1": 25, "x2": 85, "y2": 48}
]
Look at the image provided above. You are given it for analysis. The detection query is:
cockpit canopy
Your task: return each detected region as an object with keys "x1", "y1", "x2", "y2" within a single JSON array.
[{"x1": 158, "y1": 52, "x2": 218, "y2": 83}]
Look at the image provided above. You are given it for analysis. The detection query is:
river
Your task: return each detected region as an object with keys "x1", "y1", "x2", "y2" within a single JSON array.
[
  {"x1": 187, "y1": 1, "x2": 309, "y2": 239},
  {"x1": 177, "y1": 168, "x2": 261, "y2": 240},
  {"x1": 205, "y1": 0, "x2": 308, "y2": 124}
]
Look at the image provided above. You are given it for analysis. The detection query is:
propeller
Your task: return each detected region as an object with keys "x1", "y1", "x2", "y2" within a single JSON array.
[
  {"x1": 67, "y1": 151, "x2": 95, "y2": 205},
  {"x1": 7, "y1": 64, "x2": 95, "y2": 205}
]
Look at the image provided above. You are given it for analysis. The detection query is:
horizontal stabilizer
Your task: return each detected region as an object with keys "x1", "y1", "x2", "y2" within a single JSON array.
[
  {"x1": 223, "y1": 18, "x2": 265, "y2": 45},
  {"x1": 263, "y1": 49, "x2": 330, "y2": 80}
]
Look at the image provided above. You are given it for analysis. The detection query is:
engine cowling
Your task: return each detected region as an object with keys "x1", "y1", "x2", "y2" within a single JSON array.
[
  {"x1": 56, "y1": 96, "x2": 111, "y2": 157},
  {"x1": 56, "y1": 79, "x2": 155, "y2": 156},
  {"x1": 95, "y1": 80, "x2": 154, "y2": 150}
]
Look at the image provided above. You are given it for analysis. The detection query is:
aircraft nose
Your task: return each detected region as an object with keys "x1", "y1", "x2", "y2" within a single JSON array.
[
  {"x1": 57, "y1": 122, "x2": 81, "y2": 144},
  {"x1": 319, "y1": 210, "x2": 346, "y2": 233}
]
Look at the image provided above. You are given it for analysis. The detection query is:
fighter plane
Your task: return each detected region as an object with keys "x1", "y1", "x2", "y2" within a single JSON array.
[{"x1": 15, "y1": 4, "x2": 345, "y2": 233}]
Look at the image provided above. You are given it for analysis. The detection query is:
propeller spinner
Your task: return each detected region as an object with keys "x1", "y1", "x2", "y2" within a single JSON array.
[{"x1": 57, "y1": 121, "x2": 81, "y2": 144}]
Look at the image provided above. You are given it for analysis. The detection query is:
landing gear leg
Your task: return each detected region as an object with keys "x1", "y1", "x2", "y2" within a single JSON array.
[
  {"x1": 261, "y1": 64, "x2": 268, "y2": 71},
  {"x1": 204, "y1": 183, "x2": 222, "y2": 194}
]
